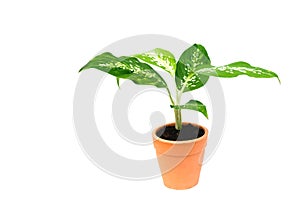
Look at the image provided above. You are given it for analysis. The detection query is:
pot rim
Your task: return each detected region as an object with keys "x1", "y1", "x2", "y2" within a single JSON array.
[{"x1": 152, "y1": 122, "x2": 208, "y2": 145}]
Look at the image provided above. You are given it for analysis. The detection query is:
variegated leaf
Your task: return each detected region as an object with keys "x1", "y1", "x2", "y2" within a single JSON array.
[
  {"x1": 79, "y1": 52, "x2": 167, "y2": 88},
  {"x1": 175, "y1": 44, "x2": 210, "y2": 92},
  {"x1": 134, "y1": 48, "x2": 176, "y2": 76}
]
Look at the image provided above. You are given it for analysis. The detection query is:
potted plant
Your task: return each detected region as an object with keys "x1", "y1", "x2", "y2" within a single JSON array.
[{"x1": 79, "y1": 44, "x2": 280, "y2": 189}]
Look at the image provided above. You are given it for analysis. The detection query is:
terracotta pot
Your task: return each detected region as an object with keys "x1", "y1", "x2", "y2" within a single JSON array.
[{"x1": 152, "y1": 122, "x2": 208, "y2": 190}]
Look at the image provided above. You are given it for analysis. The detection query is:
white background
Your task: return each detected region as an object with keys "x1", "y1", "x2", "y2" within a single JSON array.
[{"x1": 1, "y1": 0, "x2": 299, "y2": 210}]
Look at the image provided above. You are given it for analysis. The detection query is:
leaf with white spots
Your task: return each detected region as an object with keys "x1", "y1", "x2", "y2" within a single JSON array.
[
  {"x1": 195, "y1": 61, "x2": 280, "y2": 82},
  {"x1": 134, "y1": 48, "x2": 176, "y2": 76},
  {"x1": 175, "y1": 44, "x2": 211, "y2": 92},
  {"x1": 171, "y1": 100, "x2": 208, "y2": 119},
  {"x1": 79, "y1": 52, "x2": 168, "y2": 88}
]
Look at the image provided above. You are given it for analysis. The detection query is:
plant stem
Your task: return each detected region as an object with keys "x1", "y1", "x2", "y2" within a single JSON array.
[
  {"x1": 166, "y1": 87, "x2": 175, "y2": 105},
  {"x1": 174, "y1": 73, "x2": 195, "y2": 130},
  {"x1": 165, "y1": 87, "x2": 182, "y2": 129},
  {"x1": 174, "y1": 89, "x2": 182, "y2": 130},
  {"x1": 174, "y1": 108, "x2": 182, "y2": 130}
]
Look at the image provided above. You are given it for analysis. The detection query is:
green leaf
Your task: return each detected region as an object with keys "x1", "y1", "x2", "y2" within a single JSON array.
[
  {"x1": 195, "y1": 61, "x2": 280, "y2": 82},
  {"x1": 171, "y1": 100, "x2": 208, "y2": 119},
  {"x1": 79, "y1": 52, "x2": 168, "y2": 88},
  {"x1": 175, "y1": 44, "x2": 211, "y2": 92},
  {"x1": 134, "y1": 48, "x2": 176, "y2": 76}
]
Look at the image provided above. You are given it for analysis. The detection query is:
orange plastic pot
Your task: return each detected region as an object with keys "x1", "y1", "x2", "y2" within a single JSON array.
[{"x1": 152, "y1": 122, "x2": 208, "y2": 190}]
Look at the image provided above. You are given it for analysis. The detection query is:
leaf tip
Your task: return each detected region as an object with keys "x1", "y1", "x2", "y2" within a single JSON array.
[
  {"x1": 116, "y1": 78, "x2": 121, "y2": 88},
  {"x1": 78, "y1": 67, "x2": 84, "y2": 73},
  {"x1": 276, "y1": 75, "x2": 281, "y2": 84},
  {"x1": 79, "y1": 65, "x2": 89, "y2": 73},
  {"x1": 205, "y1": 113, "x2": 209, "y2": 119}
]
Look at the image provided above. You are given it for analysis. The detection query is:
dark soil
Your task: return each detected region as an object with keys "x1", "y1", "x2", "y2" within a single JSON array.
[{"x1": 156, "y1": 123, "x2": 205, "y2": 141}]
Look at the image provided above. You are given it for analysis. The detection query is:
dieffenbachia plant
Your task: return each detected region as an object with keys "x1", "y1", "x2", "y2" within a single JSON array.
[{"x1": 79, "y1": 44, "x2": 280, "y2": 130}]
